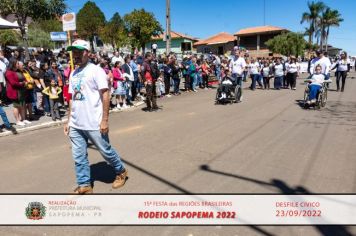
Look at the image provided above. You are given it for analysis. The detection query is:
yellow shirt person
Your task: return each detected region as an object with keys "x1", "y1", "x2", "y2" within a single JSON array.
[{"x1": 42, "y1": 80, "x2": 62, "y2": 100}]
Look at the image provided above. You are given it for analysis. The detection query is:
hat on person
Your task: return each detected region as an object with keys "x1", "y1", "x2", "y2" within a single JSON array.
[{"x1": 67, "y1": 39, "x2": 90, "y2": 51}]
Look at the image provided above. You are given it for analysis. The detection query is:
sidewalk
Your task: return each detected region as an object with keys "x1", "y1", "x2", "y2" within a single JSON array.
[
  {"x1": 0, "y1": 77, "x2": 193, "y2": 137},
  {"x1": 0, "y1": 100, "x2": 146, "y2": 137}
]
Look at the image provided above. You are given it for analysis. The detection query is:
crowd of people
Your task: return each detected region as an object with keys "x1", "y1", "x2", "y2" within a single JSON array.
[{"x1": 0, "y1": 44, "x2": 354, "y2": 131}]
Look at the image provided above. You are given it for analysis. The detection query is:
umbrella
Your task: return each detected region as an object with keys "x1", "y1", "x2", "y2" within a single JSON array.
[{"x1": 0, "y1": 17, "x2": 19, "y2": 29}]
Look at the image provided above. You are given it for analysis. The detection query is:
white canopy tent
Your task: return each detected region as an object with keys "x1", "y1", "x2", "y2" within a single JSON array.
[{"x1": 0, "y1": 17, "x2": 19, "y2": 29}]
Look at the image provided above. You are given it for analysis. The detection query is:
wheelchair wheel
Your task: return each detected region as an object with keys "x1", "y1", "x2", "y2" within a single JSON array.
[
  {"x1": 316, "y1": 92, "x2": 323, "y2": 110},
  {"x1": 303, "y1": 87, "x2": 309, "y2": 107},
  {"x1": 321, "y1": 89, "x2": 327, "y2": 107},
  {"x1": 234, "y1": 85, "x2": 242, "y2": 103},
  {"x1": 215, "y1": 88, "x2": 221, "y2": 104}
]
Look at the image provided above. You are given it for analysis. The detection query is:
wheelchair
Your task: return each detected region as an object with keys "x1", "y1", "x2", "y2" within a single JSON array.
[
  {"x1": 215, "y1": 79, "x2": 242, "y2": 104},
  {"x1": 303, "y1": 80, "x2": 332, "y2": 109}
]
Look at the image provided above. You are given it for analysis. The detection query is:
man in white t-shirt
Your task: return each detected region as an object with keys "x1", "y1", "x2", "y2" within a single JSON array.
[
  {"x1": 64, "y1": 40, "x2": 127, "y2": 194},
  {"x1": 0, "y1": 50, "x2": 8, "y2": 86},
  {"x1": 229, "y1": 50, "x2": 246, "y2": 101},
  {"x1": 111, "y1": 51, "x2": 124, "y2": 66},
  {"x1": 0, "y1": 50, "x2": 9, "y2": 103},
  {"x1": 315, "y1": 51, "x2": 331, "y2": 77},
  {"x1": 309, "y1": 51, "x2": 331, "y2": 77}
]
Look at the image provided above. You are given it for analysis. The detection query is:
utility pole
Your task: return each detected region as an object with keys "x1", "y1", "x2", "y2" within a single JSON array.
[{"x1": 166, "y1": 0, "x2": 171, "y2": 54}]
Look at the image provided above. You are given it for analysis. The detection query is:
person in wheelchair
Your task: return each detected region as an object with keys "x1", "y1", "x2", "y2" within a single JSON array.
[
  {"x1": 306, "y1": 65, "x2": 325, "y2": 105},
  {"x1": 218, "y1": 69, "x2": 234, "y2": 100}
]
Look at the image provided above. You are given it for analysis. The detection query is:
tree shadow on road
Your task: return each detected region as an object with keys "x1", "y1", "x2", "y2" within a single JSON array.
[{"x1": 200, "y1": 164, "x2": 354, "y2": 236}]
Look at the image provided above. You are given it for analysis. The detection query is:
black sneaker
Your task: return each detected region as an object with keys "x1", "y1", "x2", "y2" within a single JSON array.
[{"x1": 142, "y1": 107, "x2": 152, "y2": 112}]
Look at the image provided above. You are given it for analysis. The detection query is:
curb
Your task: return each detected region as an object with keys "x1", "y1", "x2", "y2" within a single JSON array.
[{"x1": 0, "y1": 101, "x2": 146, "y2": 138}]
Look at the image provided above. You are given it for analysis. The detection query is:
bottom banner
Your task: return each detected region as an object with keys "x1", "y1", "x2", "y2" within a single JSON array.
[{"x1": 1, "y1": 195, "x2": 356, "y2": 225}]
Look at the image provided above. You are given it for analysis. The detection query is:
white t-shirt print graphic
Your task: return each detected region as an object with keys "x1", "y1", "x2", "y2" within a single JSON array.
[
  {"x1": 71, "y1": 72, "x2": 86, "y2": 101},
  {"x1": 69, "y1": 63, "x2": 108, "y2": 131}
]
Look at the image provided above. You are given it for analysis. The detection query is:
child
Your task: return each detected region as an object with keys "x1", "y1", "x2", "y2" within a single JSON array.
[
  {"x1": 62, "y1": 78, "x2": 70, "y2": 110},
  {"x1": 63, "y1": 65, "x2": 72, "y2": 110},
  {"x1": 157, "y1": 71, "x2": 165, "y2": 97},
  {"x1": 306, "y1": 64, "x2": 325, "y2": 105},
  {"x1": 42, "y1": 79, "x2": 62, "y2": 121},
  {"x1": 112, "y1": 61, "x2": 127, "y2": 110}
]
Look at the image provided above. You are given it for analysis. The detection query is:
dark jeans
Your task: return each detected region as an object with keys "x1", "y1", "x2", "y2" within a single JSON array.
[
  {"x1": 274, "y1": 76, "x2": 283, "y2": 89},
  {"x1": 231, "y1": 74, "x2": 243, "y2": 87},
  {"x1": 0, "y1": 83, "x2": 8, "y2": 103},
  {"x1": 263, "y1": 77, "x2": 271, "y2": 89},
  {"x1": 44, "y1": 94, "x2": 50, "y2": 113},
  {"x1": 145, "y1": 83, "x2": 157, "y2": 109},
  {"x1": 164, "y1": 75, "x2": 171, "y2": 95},
  {"x1": 202, "y1": 74, "x2": 209, "y2": 88},
  {"x1": 184, "y1": 74, "x2": 190, "y2": 91},
  {"x1": 243, "y1": 71, "x2": 248, "y2": 82},
  {"x1": 336, "y1": 71, "x2": 347, "y2": 91},
  {"x1": 132, "y1": 71, "x2": 139, "y2": 100},
  {"x1": 287, "y1": 72, "x2": 297, "y2": 89},
  {"x1": 250, "y1": 74, "x2": 262, "y2": 90},
  {"x1": 283, "y1": 75, "x2": 288, "y2": 87},
  {"x1": 232, "y1": 74, "x2": 243, "y2": 101},
  {"x1": 190, "y1": 74, "x2": 196, "y2": 91},
  {"x1": 173, "y1": 78, "x2": 180, "y2": 94},
  {"x1": 49, "y1": 99, "x2": 60, "y2": 120},
  {"x1": 31, "y1": 89, "x2": 39, "y2": 113}
]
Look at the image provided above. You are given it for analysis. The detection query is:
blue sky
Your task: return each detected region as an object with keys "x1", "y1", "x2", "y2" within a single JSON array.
[{"x1": 66, "y1": 0, "x2": 356, "y2": 55}]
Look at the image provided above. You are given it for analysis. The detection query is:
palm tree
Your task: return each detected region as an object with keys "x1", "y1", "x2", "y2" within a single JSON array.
[
  {"x1": 300, "y1": 1, "x2": 326, "y2": 45},
  {"x1": 303, "y1": 26, "x2": 313, "y2": 45},
  {"x1": 319, "y1": 7, "x2": 343, "y2": 52}
]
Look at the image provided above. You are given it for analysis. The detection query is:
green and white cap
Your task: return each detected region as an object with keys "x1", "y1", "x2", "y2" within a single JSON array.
[{"x1": 67, "y1": 39, "x2": 90, "y2": 51}]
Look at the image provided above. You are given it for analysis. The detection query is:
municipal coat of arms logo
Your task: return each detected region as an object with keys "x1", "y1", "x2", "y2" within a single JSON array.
[{"x1": 25, "y1": 202, "x2": 46, "y2": 220}]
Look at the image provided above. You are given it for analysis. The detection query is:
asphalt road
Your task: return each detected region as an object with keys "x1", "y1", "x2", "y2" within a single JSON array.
[{"x1": 1, "y1": 73, "x2": 356, "y2": 236}]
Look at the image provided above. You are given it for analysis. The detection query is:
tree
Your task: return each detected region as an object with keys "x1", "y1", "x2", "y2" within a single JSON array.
[
  {"x1": 35, "y1": 19, "x2": 62, "y2": 33},
  {"x1": 100, "y1": 12, "x2": 127, "y2": 50},
  {"x1": 124, "y1": 9, "x2": 163, "y2": 52},
  {"x1": 0, "y1": 30, "x2": 20, "y2": 47},
  {"x1": 77, "y1": 1, "x2": 106, "y2": 51},
  {"x1": 318, "y1": 7, "x2": 343, "y2": 51},
  {"x1": 300, "y1": 1, "x2": 325, "y2": 45},
  {"x1": 0, "y1": 0, "x2": 66, "y2": 59},
  {"x1": 27, "y1": 25, "x2": 55, "y2": 48},
  {"x1": 303, "y1": 26, "x2": 313, "y2": 46},
  {"x1": 305, "y1": 42, "x2": 319, "y2": 51},
  {"x1": 265, "y1": 32, "x2": 307, "y2": 57}
]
